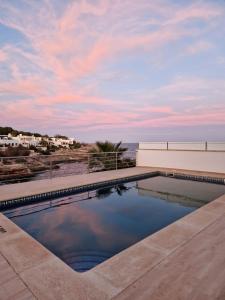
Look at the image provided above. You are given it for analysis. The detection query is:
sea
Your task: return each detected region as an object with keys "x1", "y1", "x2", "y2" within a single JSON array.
[{"x1": 122, "y1": 143, "x2": 138, "y2": 152}]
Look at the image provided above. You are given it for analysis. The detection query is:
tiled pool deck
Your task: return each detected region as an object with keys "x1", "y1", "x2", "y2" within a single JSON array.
[{"x1": 0, "y1": 167, "x2": 225, "y2": 299}]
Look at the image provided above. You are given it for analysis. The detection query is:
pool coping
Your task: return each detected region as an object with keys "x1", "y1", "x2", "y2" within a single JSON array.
[
  {"x1": 0, "y1": 171, "x2": 159, "y2": 209},
  {"x1": 1, "y1": 169, "x2": 224, "y2": 210},
  {"x1": 1, "y1": 167, "x2": 225, "y2": 299}
]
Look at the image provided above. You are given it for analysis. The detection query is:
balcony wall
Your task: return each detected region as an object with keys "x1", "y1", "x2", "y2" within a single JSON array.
[{"x1": 137, "y1": 142, "x2": 225, "y2": 174}]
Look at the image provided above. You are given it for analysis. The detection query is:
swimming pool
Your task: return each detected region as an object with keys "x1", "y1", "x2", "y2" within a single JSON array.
[{"x1": 3, "y1": 175, "x2": 225, "y2": 272}]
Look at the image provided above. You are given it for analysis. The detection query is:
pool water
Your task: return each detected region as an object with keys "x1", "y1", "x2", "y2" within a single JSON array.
[{"x1": 4, "y1": 176, "x2": 225, "y2": 272}]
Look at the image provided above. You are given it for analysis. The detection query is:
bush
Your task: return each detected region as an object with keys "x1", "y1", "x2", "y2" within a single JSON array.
[
  {"x1": 29, "y1": 145, "x2": 38, "y2": 151},
  {"x1": 37, "y1": 148, "x2": 51, "y2": 155},
  {"x1": 69, "y1": 142, "x2": 81, "y2": 149},
  {"x1": 0, "y1": 146, "x2": 30, "y2": 157}
]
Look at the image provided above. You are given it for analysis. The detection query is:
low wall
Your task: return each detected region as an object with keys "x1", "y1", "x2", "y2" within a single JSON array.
[{"x1": 137, "y1": 142, "x2": 225, "y2": 174}]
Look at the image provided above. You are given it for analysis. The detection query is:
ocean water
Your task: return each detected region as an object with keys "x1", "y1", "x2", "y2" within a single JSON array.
[{"x1": 122, "y1": 143, "x2": 138, "y2": 152}]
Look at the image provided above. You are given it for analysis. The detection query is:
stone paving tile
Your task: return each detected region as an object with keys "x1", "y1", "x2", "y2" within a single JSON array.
[
  {"x1": 212, "y1": 194, "x2": 225, "y2": 203},
  {"x1": 0, "y1": 253, "x2": 17, "y2": 286},
  {"x1": 83, "y1": 270, "x2": 121, "y2": 299},
  {"x1": 0, "y1": 167, "x2": 152, "y2": 202},
  {"x1": 201, "y1": 198, "x2": 225, "y2": 216},
  {"x1": 113, "y1": 215, "x2": 225, "y2": 300},
  {"x1": 20, "y1": 256, "x2": 108, "y2": 300},
  {"x1": 0, "y1": 232, "x2": 52, "y2": 274},
  {"x1": 13, "y1": 291, "x2": 36, "y2": 300},
  {"x1": 94, "y1": 242, "x2": 165, "y2": 290},
  {"x1": 142, "y1": 221, "x2": 198, "y2": 254},
  {"x1": 178, "y1": 208, "x2": 220, "y2": 231},
  {"x1": 0, "y1": 213, "x2": 22, "y2": 238},
  {"x1": 0, "y1": 276, "x2": 35, "y2": 300}
]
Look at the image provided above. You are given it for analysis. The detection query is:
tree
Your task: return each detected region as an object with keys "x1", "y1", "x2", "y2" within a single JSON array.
[
  {"x1": 0, "y1": 126, "x2": 48, "y2": 138},
  {"x1": 92, "y1": 141, "x2": 127, "y2": 153},
  {"x1": 69, "y1": 141, "x2": 81, "y2": 149},
  {"x1": 0, "y1": 127, "x2": 14, "y2": 135},
  {"x1": 54, "y1": 134, "x2": 68, "y2": 140},
  {"x1": 89, "y1": 141, "x2": 128, "y2": 171},
  {"x1": 40, "y1": 139, "x2": 49, "y2": 147}
]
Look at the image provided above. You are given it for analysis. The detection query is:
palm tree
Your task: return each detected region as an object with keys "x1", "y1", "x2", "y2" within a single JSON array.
[
  {"x1": 89, "y1": 141, "x2": 128, "y2": 171},
  {"x1": 94, "y1": 141, "x2": 127, "y2": 153}
]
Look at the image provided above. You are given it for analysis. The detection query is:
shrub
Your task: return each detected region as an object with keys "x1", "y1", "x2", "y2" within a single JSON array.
[{"x1": 0, "y1": 146, "x2": 30, "y2": 157}]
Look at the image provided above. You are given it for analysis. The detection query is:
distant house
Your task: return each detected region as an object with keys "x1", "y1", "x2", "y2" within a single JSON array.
[
  {"x1": 12, "y1": 134, "x2": 42, "y2": 148},
  {"x1": 50, "y1": 137, "x2": 74, "y2": 148},
  {"x1": 0, "y1": 133, "x2": 75, "y2": 150},
  {"x1": 0, "y1": 135, "x2": 20, "y2": 147}
]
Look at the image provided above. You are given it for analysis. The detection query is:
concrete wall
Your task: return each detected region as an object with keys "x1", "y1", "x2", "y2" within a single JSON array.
[{"x1": 137, "y1": 142, "x2": 225, "y2": 174}]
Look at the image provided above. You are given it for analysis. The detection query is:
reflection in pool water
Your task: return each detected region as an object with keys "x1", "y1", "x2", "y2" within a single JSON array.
[{"x1": 4, "y1": 176, "x2": 225, "y2": 272}]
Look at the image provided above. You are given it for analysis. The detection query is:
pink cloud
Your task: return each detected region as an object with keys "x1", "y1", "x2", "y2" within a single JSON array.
[
  {"x1": 0, "y1": 0, "x2": 225, "y2": 139},
  {"x1": 67, "y1": 109, "x2": 225, "y2": 131},
  {"x1": 127, "y1": 107, "x2": 225, "y2": 128},
  {"x1": 91, "y1": 109, "x2": 225, "y2": 131},
  {"x1": 165, "y1": 2, "x2": 223, "y2": 25},
  {"x1": 36, "y1": 93, "x2": 115, "y2": 106},
  {"x1": 0, "y1": 49, "x2": 7, "y2": 62},
  {"x1": 0, "y1": 100, "x2": 54, "y2": 119},
  {"x1": 1, "y1": 0, "x2": 217, "y2": 82},
  {"x1": 0, "y1": 79, "x2": 44, "y2": 96},
  {"x1": 1, "y1": 98, "x2": 225, "y2": 135},
  {"x1": 137, "y1": 106, "x2": 173, "y2": 114},
  {"x1": 0, "y1": 99, "x2": 139, "y2": 130},
  {"x1": 63, "y1": 110, "x2": 140, "y2": 128}
]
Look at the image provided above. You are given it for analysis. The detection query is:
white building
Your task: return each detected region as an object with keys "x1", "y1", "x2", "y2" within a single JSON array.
[
  {"x1": 0, "y1": 135, "x2": 20, "y2": 147},
  {"x1": 0, "y1": 133, "x2": 75, "y2": 149},
  {"x1": 12, "y1": 134, "x2": 42, "y2": 148},
  {"x1": 50, "y1": 137, "x2": 74, "y2": 148}
]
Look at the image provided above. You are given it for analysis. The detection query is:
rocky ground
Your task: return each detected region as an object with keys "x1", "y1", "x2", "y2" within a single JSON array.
[{"x1": 0, "y1": 145, "x2": 93, "y2": 183}]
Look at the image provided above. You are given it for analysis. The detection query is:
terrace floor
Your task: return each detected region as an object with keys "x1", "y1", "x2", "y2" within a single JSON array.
[{"x1": 0, "y1": 167, "x2": 225, "y2": 299}]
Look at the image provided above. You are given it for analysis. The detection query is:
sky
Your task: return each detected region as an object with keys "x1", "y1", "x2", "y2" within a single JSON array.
[{"x1": 0, "y1": 0, "x2": 225, "y2": 142}]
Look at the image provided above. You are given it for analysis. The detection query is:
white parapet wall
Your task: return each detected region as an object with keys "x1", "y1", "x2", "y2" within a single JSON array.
[{"x1": 137, "y1": 142, "x2": 225, "y2": 174}]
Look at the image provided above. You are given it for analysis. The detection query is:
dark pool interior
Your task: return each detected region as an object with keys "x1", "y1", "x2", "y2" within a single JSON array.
[{"x1": 3, "y1": 176, "x2": 225, "y2": 272}]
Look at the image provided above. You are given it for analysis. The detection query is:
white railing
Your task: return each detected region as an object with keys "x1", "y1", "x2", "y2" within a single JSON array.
[
  {"x1": 0, "y1": 151, "x2": 136, "y2": 185},
  {"x1": 139, "y1": 142, "x2": 225, "y2": 151}
]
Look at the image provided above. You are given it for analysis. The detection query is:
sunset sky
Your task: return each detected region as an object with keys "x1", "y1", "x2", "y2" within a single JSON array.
[{"x1": 0, "y1": 0, "x2": 225, "y2": 142}]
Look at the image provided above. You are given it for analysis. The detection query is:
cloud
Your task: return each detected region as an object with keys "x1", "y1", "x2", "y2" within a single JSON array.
[
  {"x1": 0, "y1": 0, "x2": 225, "y2": 139},
  {"x1": 164, "y1": 2, "x2": 223, "y2": 25},
  {"x1": 0, "y1": 78, "x2": 44, "y2": 96},
  {"x1": 1, "y1": 0, "x2": 222, "y2": 81},
  {"x1": 36, "y1": 94, "x2": 116, "y2": 106},
  {"x1": 217, "y1": 56, "x2": 225, "y2": 65},
  {"x1": 141, "y1": 77, "x2": 225, "y2": 106},
  {"x1": 0, "y1": 50, "x2": 7, "y2": 62},
  {"x1": 185, "y1": 41, "x2": 213, "y2": 55},
  {"x1": 137, "y1": 106, "x2": 173, "y2": 114},
  {"x1": 136, "y1": 107, "x2": 225, "y2": 127}
]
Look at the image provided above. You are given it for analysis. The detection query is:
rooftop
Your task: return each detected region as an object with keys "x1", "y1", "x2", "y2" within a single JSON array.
[{"x1": 0, "y1": 167, "x2": 225, "y2": 299}]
